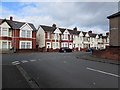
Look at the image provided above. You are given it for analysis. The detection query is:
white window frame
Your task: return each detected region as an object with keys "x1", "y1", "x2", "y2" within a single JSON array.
[
  {"x1": 20, "y1": 30, "x2": 32, "y2": 38},
  {"x1": 0, "y1": 40, "x2": 12, "y2": 49},
  {"x1": 0, "y1": 27, "x2": 10, "y2": 37},
  {"x1": 52, "y1": 42, "x2": 55, "y2": 49},
  {"x1": 62, "y1": 34, "x2": 68, "y2": 40},
  {"x1": 47, "y1": 32, "x2": 50, "y2": 39},
  {"x1": 20, "y1": 41, "x2": 32, "y2": 49}
]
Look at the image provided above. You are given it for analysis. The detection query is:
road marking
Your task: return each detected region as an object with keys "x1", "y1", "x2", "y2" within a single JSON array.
[
  {"x1": 12, "y1": 61, "x2": 20, "y2": 65},
  {"x1": 86, "y1": 67, "x2": 120, "y2": 78},
  {"x1": 30, "y1": 60, "x2": 36, "y2": 62},
  {"x1": 21, "y1": 60, "x2": 28, "y2": 63}
]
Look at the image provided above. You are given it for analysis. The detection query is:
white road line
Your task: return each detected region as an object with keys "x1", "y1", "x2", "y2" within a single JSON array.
[
  {"x1": 86, "y1": 67, "x2": 120, "y2": 78},
  {"x1": 29, "y1": 60, "x2": 37, "y2": 62},
  {"x1": 21, "y1": 60, "x2": 28, "y2": 63},
  {"x1": 12, "y1": 61, "x2": 20, "y2": 65}
]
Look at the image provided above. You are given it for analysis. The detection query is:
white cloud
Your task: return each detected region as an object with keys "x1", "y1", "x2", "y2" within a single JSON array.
[{"x1": 1, "y1": 2, "x2": 118, "y2": 34}]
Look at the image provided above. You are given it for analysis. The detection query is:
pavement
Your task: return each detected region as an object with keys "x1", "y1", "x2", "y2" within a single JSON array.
[
  {"x1": 75, "y1": 51, "x2": 120, "y2": 65},
  {"x1": 2, "y1": 55, "x2": 31, "y2": 89},
  {"x1": 2, "y1": 52, "x2": 119, "y2": 88}
]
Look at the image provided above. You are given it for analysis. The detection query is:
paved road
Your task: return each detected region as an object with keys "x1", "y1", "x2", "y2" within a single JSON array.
[{"x1": 2, "y1": 52, "x2": 119, "y2": 88}]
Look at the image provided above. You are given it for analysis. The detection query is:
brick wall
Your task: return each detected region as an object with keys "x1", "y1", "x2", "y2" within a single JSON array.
[{"x1": 92, "y1": 47, "x2": 120, "y2": 60}]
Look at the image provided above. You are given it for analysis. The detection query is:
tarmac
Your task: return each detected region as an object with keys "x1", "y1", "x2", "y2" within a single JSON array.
[{"x1": 2, "y1": 65, "x2": 31, "y2": 89}]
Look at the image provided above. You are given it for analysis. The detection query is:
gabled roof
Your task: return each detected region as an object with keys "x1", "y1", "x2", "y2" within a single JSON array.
[
  {"x1": 82, "y1": 32, "x2": 87, "y2": 37},
  {"x1": 0, "y1": 19, "x2": 36, "y2": 31},
  {"x1": 39, "y1": 25, "x2": 106, "y2": 38},
  {"x1": 59, "y1": 28, "x2": 66, "y2": 33},
  {"x1": 102, "y1": 36, "x2": 107, "y2": 38},
  {"x1": 89, "y1": 33, "x2": 97, "y2": 38},
  {"x1": 40, "y1": 25, "x2": 56, "y2": 32},
  {"x1": 107, "y1": 11, "x2": 120, "y2": 19}
]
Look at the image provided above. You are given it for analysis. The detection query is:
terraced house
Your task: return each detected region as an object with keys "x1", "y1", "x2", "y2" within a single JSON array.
[
  {"x1": 37, "y1": 24, "x2": 109, "y2": 51},
  {"x1": 0, "y1": 17, "x2": 36, "y2": 52}
]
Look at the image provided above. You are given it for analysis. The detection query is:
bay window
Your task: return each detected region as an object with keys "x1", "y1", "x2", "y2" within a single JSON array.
[
  {"x1": 27, "y1": 31, "x2": 31, "y2": 38},
  {"x1": 47, "y1": 32, "x2": 50, "y2": 39},
  {"x1": 62, "y1": 34, "x2": 68, "y2": 40},
  {"x1": 21, "y1": 30, "x2": 26, "y2": 37},
  {"x1": 0, "y1": 26, "x2": 11, "y2": 37},
  {"x1": 20, "y1": 41, "x2": 32, "y2": 49},
  {"x1": 0, "y1": 41, "x2": 11, "y2": 49},
  {"x1": 21, "y1": 42, "x2": 26, "y2": 49},
  {"x1": 2, "y1": 42, "x2": 7, "y2": 49},
  {"x1": 21, "y1": 30, "x2": 32, "y2": 38}
]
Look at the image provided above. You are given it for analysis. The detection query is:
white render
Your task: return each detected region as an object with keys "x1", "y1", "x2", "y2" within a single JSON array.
[
  {"x1": 36, "y1": 26, "x2": 45, "y2": 48},
  {"x1": 20, "y1": 23, "x2": 33, "y2": 30},
  {"x1": 20, "y1": 23, "x2": 33, "y2": 38},
  {"x1": 0, "y1": 22, "x2": 11, "y2": 28},
  {"x1": 0, "y1": 22, "x2": 12, "y2": 37},
  {"x1": 54, "y1": 28, "x2": 62, "y2": 34}
]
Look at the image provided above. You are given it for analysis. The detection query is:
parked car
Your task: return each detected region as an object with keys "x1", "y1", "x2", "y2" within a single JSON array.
[
  {"x1": 59, "y1": 47, "x2": 72, "y2": 52},
  {"x1": 86, "y1": 48, "x2": 94, "y2": 52}
]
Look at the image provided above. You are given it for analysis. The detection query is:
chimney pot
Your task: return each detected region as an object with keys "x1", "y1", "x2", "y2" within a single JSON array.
[
  {"x1": 52, "y1": 24, "x2": 56, "y2": 29},
  {"x1": 73, "y1": 27, "x2": 77, "y2": 31},
  {"x1": 89, "y1": 30, "x2": 92, "y2": 33},
  {"x1": 10, "y1": 16, "x2": 13, "y2": 21},
  {"x1": 106, "y1": 32, "x2": 109, "y2": 36}
]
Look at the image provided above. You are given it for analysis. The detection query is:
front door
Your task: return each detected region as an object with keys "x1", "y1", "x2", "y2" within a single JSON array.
[
  {"x1": 46, "y1": 42, "x2": 51, "y2": 49},
  {"x1": 69, "y1": 43, "x2": 73, "y2": 49}
]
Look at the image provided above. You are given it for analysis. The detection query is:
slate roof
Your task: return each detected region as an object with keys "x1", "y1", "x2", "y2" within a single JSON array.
[
  {"x1": 40, "y1": 25, "x2": 54, "y2": 32},
  {"x1": 59, "y1": 28, "x2": 66, "y2": 33},
  {"x1": 89, "y1": 33, "x2": 97, "y2": 38},
  {"x1": 82, "y1": 32, "x2": 87, "y2": 37},
  {"x1": 39, "y1": 25, "x2": 106, "y2": 38},
  {"x1": 102, "y1": 36, "x2": 108, "y2": 39},
  {"x1": 107, "y1": 11, "x2": 120, "y2": 19},
  {"x1": 0, "y1": 19, "x2": 36, "y2": 31}
]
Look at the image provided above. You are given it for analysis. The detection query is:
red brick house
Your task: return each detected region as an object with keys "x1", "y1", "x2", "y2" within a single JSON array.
[
  {"x1": 37, "y1": 24, "x2": 109, "y2": 52},
  {"x1": 37, "y1": 24, "x2": 62, "y2": 52},
  {"x1": 59, "y1": 28, "x2": 74, "y2": 50},
  {"x1": 0, "y1": 17, "x2": 36, "y2": 52}
]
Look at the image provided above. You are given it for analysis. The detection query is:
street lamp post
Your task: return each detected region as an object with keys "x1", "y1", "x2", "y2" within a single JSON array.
[{"x1": 13, "y1": 23, "x2": 17, "y2": 53}]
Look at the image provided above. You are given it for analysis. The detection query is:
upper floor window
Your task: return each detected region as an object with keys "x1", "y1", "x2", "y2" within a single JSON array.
[
  {"x1": 47, "y1": 32, "x2": 50, "y2": 39},
  {"x1": 62, "y1": 34, "x2": 68, "y2": 40},
  {"x1": 2, "y1": 28, "x2": 8, "y2": 36},
  {"x1": 0, "y1": 27, "x2": 11, "y2": 37},
  {"x1": 54, "y1": 33, "x2": 59, "y2": 40},
  {"x1": 79, "y1": 36, "x2": 83, "y2": 41},
  {"x1": 84, "y1": 37, "x2": 89, "y2": 41},
  {"x1": 21, "y1": 30, "x2": 32, "y2": 38},
  {"x1": 70, "y1": 35, "x2": 73, "y2": 40}
]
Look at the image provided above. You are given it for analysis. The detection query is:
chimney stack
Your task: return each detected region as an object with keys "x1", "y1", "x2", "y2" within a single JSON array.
[
  {"x1": 73, "y1": 27, "x2": 77, "y2": 32},
  {"x1": 52, "y1": 24, "x2": 57, "y2": 29},
  {"x1": 10, "y1": 16, "x2": 13, "y2": 21},
  {"x1": 106, "y1": 32, "x2": 109, "y2": 36},
  {"x1": 100, "y1": 34, "x2": 103, "y2": 36},
  {"x1": 88, "y1": 30, "x2": 92, "y2": 33}
]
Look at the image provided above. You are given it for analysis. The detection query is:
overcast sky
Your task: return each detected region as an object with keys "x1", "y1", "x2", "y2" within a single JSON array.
[{"x1": 0, "y1": 2, "x2": 118, "y2": 34}]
